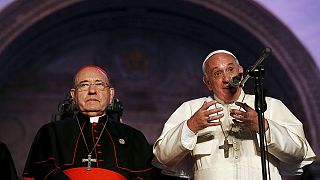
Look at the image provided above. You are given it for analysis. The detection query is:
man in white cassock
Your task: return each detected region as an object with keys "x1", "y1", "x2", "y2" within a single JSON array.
[{"x1": 153, "y1": 50, "x2": 316, "y2": 180}]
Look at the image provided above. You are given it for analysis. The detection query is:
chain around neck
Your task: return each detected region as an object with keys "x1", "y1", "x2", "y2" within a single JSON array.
[
  {"x1": 214, "y1": 94, "x2": 246, "y2": 139},
  {"x1": 76, "y1": 115, "x2": 109, "y2": 155}
]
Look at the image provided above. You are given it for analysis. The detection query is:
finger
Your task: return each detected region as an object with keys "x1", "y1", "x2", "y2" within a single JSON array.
[
  {"x1": 230, "y1": 113, "x2": 246, "y2": 122},
  {"x1": 205, "y1": 107, "x2": 223, "y2": 116},
  {"x1": 201, "y1": 100, "x2": 218, "y2": 110},
  {"x1": 207, "y1": 121, "x2": 221, "y2": 126},
  {"x1": 232, "y1": 118, "x2": 244, "y2": 123},
  {"x1": 235, "y1": 102, "x2": 251, "y2": 111},
  {"x1": 230, "y1": 109, "x2": 246, "y2": 117},
  {"x1": 233, "y1": 119, "x2": 245, "y2": 128},
  {"x1": 207, "y1": 113, "x2": 224, "y2": 123}
]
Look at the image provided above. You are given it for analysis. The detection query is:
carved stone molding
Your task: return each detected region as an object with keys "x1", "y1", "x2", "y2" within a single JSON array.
[
  {"x1": 0, "y1": 0, "x2": 78, "y2": 54},
  {"x1": 0, "y1": 1, "x2": 318, "y2": 176}
]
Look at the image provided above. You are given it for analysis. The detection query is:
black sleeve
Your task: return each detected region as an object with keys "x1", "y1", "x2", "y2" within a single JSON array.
[
  {"x1": 129, "y1": 130, "x2": 155, "y2": 180},
  {"x1": 0, "y1": 142, "x2": 18, "y2": 180},
  {"x1": 23, "y1": 124, "x2": 70, "y2": 180}
]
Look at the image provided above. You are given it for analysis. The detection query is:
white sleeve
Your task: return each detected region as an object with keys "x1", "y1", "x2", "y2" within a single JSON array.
[
  {"x1": 153, "y1": 101, "x2": 201, "y2": 166},
  {"x1": 153, "y1": 121, "x2": 191, "y2": 166},
  {"x1": 266, "y1": 120, "x2": 305, "y2": 163},
  {"x1": 263, "y1": 98, "x2": 316, "y2": 175},
  {"x1": 181, "y1": 121, "x2": 197, "y2": 150}
]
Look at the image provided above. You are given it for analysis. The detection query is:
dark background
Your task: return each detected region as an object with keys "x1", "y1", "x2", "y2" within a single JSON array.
[{"x1": 0, "y1": 0, "x2": 319, "y2": 179}]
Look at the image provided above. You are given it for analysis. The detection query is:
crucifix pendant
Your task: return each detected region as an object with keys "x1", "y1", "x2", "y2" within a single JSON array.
[
  {"x1": 219, "y1": 138, "x2": 233, "y2": 158},
  {"x1": 82, "y1": 154, "x2": 97, "y2": 171}
]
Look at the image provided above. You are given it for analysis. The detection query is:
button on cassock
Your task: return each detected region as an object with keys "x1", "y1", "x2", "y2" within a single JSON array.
[{"x1": 119, "y1": 139, "x2": 125, "y2": 144}]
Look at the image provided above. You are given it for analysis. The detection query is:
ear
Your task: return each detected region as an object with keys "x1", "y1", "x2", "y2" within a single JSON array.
[
  {"x1": 202, "y1": 76, "x2": 212, "y2": 91},
  {"x1": 70, "y1": 89, "x2": 75, "y2": 99},
  {"x1": 239, "y1": 66, "x2": 244, "y2": 74},
  {"x1": 109, "y1": 88, "x2": 115, "y2": 104}
]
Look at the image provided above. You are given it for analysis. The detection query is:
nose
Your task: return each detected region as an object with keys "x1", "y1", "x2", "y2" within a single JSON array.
[
  {"x1": 222, "y1": 73, "x2": 232, "y2": 83},
  {"x1": 88, "y1": 84, "x2": 97, "y2": 94}
]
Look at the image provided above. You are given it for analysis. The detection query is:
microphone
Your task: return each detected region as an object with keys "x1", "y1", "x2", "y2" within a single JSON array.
[
  {"x1": 229, "y1": 73, "x2": 243, "y2": 88},
  {"x1": 239, "y1": 47, "x2": 272, "y2": 87},
  {"x1": 228, "y1": 48, "x2": 272, "y2": 88}
]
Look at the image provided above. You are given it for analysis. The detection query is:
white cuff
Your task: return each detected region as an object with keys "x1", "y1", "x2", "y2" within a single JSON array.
[
  {"x1": 181, "y1": 121, "x2": 197, "y2": 150},
  {"x1": 256, "y1": 119, "x2": 271, "y2": 145}
]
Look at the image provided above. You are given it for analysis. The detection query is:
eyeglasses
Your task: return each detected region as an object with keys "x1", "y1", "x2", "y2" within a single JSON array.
[
  {"x1": 76, "y1": 82, "x2": 110, "y2": 91},
  {"x1": 211, "y1": 66, "x2": 237, "y2": 79}
]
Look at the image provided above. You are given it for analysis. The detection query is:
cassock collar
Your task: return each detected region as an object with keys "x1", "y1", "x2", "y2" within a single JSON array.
[
  {"x1": 213, "y1": 89, "x2": 245, "y2": 105},
  {"x1": 90, "y1": 116, "x2": 101, "y2": 123},
  {"x1": 77, "y1": 113, "x2": 109, "y2": 124}
]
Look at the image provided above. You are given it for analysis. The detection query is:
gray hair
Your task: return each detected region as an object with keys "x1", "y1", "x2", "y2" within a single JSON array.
[{"x1": 202, "y1": 50, "x2": 239, "y2": 76}]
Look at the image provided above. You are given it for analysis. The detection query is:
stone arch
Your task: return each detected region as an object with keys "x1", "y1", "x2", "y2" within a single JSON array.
[{"x1": 0, "y1": 0, "x2": 318, "y2": 176}]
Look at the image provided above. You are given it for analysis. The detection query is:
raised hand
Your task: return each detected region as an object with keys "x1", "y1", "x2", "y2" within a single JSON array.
[
  {"x1": 230, "y1": 102, "x2": 269, "y2": 133},
  {"x1": 187, "y1": 100, "x2": 224, "y2": 133}
]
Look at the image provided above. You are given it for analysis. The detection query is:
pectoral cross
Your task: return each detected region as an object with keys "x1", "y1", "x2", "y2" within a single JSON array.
[
  {"x1": 82, "y1": 154, "x2": 96, "y2": 171},
  {"x1": 219, "y1": 138, "x2": 233, "y2": 158}
]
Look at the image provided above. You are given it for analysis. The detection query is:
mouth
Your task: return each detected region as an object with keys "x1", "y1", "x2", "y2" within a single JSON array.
[
  {"x1": 223, "y1": 86, "x2": 237, "y2": 90},
  {"x1": 226, "y1": 82, "x2": 239, "y2": 88},
  {"x1": 86, "y1": 99, "x2": 99, "y2": 102}
]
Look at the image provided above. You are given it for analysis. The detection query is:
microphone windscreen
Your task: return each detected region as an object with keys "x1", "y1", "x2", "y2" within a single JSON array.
[{"x1": 229, "y1": 75, "x2": 242, "y2": 88}]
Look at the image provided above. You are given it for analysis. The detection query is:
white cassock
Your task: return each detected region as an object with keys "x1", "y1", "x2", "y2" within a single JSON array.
[{"x1": 153, "y1": 90, "x2": 316, "y2": 180}]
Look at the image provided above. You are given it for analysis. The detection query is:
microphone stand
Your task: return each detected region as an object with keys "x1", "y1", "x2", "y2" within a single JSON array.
[
  {"x1": 240, "y1": 48, "x2": 271, "y2": 180},
  {"x1": 250, "y1": 66, "x2": 268, "y2": 180}
]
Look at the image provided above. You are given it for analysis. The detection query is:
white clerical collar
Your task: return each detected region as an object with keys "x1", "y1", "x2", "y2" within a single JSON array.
[
  {"x1": 213, "y1": 89, "x2": 245, "y2": 105},
  {"x1": 90, "y1": 116, "x2": 103, "y2": 123}
]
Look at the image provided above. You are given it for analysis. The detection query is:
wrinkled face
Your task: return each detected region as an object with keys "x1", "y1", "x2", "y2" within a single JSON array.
[
  {"x1": 203, "y1": 53, "x2": 243, "y2": 103},
  {"x1": 70, "y1": 67, "x2": 115, "y2": 117}
]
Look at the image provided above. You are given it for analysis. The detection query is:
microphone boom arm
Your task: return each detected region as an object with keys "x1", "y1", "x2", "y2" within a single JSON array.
[{"x1": 240, "y1": 47, "x2": 271, "y2": 87}]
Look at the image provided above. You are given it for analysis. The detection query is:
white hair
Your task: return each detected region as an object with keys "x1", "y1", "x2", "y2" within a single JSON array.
[{"x1": 202, "y1": 50, "x2": 239, "y2": 75}]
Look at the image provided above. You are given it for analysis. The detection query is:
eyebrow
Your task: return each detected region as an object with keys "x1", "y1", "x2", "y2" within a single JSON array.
[
  {"x1": 227, "y1": 63, "x2": 236, "y2": 66},
  {"x1": 212, "y1": 63, "x2": 236, "y2": 70},
  {"x1": 78, "y1": 79, "x2": 104, "y2": 84}
]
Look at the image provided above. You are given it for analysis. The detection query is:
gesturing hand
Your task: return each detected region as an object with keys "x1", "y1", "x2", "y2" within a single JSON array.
[
  {"x1": 187, "y1": 100, "x2": 224, "y2": 133},
  {"x1": 230, "y1": 102, "x2": 269, "y2": 133}
]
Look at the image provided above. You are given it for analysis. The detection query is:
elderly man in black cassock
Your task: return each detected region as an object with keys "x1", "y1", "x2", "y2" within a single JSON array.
[
  {"x1": 23, "y1": 66, "x2": 154, "y2": 180},
  {"x1": 0, "y1": 142, "x2": 18, "y2": 180}
]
